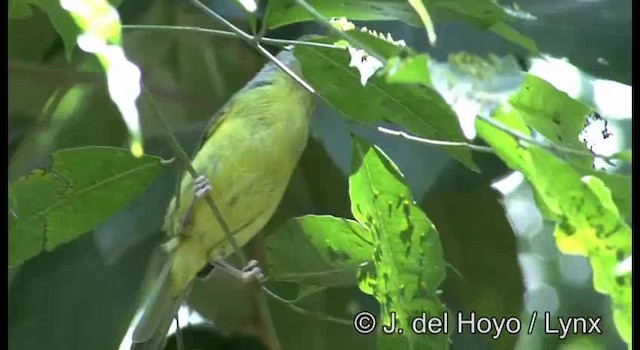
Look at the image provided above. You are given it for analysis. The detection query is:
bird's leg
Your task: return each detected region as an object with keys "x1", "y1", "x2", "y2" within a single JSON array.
[
  {"x1": 212, "y1": 259, "x2": 266, "y2": 283},
  {"x1": 178, "y1": 175, "x2": 212, "y2": 234}
]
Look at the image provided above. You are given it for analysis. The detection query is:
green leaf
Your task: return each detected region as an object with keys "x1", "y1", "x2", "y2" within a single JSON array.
[
  {"x1": 266, "y1": 0, "x2": 537, "y2": 53},
  {"x1": 9, "y1": 0, "x2": 33, "y2": 19},
  {"x1": 476, "y1": 110, "x2": 631, "y2": 347},
  {"x1": 422, "y1": 189, "x2": 523, "y2": 350},
  {"x1": 294, "y1": 33, "x2": 478, "y2": 171},
  {"x1": 9, "y1": 233, "x2": 157, "y2": 350},
  {"x1": 613, "y1": 149, "x2": 631, "y2": 163},
  {"x1": 407, "y1": 0, "x2": 437, "y2": 45},
  {"x1": 59, "y1": 0, "x2": 144, "y2": 157},
  {"x1": 385, "y1": 54, "x2": 432, "y2": 86},
  {"x1": 509, "y1": 74, "x2": 592, "y2": 167},
  {"x1": 267, "y1": 215, "x2": 372, "y2": 287},
  {"x1": 266, "y1": 0, "x2": 422, "y2": 29},
  {"x1": 8, "y1": 147, "x2": 164, "y2": 266},
  {"x1": 575, "y1": 168, "x2": 631, "y2": 224},
  {"x1": 22, "y1": 0, "x2": 82, "y2": 60},
  {"x1": 350, "y1": 135, "x2": 448, "y2": 349}
]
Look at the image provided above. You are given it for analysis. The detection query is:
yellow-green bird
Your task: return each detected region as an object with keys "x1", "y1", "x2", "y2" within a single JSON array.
[{"x1": 130, "y1": 49, "x2": 314, "y2": 349}]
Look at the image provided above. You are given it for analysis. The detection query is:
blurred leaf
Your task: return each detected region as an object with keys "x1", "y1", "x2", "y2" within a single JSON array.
[
  {"x1": 267, "y1": 0, "x2": 422, "y2": 29},
  {"x1": 476, "y1": 108, "x2": 631, "y2": 346},
  {"x1": 164, "y1": 325, "x2": 267, "y2": 350},
  {"x1": 612, "y1": 149, "x2": 631, "y2": 163},
  {"x1": 422, "y1": 188, "x2": 523, "y2": 350},
  {"x1": 296, "y1": 284, "x2": 328, "y2": 302},
  {"x1": 267, "y1": 0, "x2": 537, "y2": 52},
  {"x1": 350, "y1": 135, "x2": 448, "y2": 349},
  {"x1": 489, "y1": 21, "x2": 539, "y2": 54},
  {"x1": 529, "y1": 55, "x2": 631, "y2": 120},
  {"x1": 60, "y1": 0, "x2": 144, "y2": 156},
  {"x1": 298, "y1": 135, "x2": 352, "y2": 218},
  {"x1": 8, "y1": 232, "x2": 156, "y2": 350},
  {"x1": 20, "y1": 0, "x2": 83, "y2": 60},
  {"x1": 510, "y1": 74, "x2": 592, "y2": 167},
  {"x1": 294, "y1": 33, "x2": 478, "y2": 171},
  {"x1": 384, "y1": 54, "x2": 431, "y2": 86},
  {"x1": 429, "y1": 52, "x2": 524, "y2": 139},
  {"x1": 8, "y1": 147, "x2": 165, "y2": 266},
  {"x1": 267, "y1": 215, "x2": 371, "y2": 287},
  {"x1": 407, "y1": 0, "x2": 436, "y2": 45},
  {"x1": 9, "y1": 0, "x2": 33, "y2": 19}
]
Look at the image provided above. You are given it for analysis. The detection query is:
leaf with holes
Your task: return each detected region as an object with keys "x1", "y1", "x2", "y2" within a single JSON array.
[
  {"x1": 265, "y1": 0, "x2": 537, "y2": 53},
  {"x1": 476, "y1": 109, "x2": 631, "y2": 347},
  {"x1": 350, "y1": 135, "x2": 448, "y2": 349},
  {"x1": 8, "y1": 147, "x2": 164, "y2": 266},
  {"x1": 294, "y1": 33, "x2": 478, "y2": 171},
  {"x1": 510, "y1": 74, "x2": 593, "y2": 168}
]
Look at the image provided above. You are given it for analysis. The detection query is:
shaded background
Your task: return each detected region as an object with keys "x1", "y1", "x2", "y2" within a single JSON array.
[{"x1": 8, "y1": 0, "x2": 631, "y2": 349}]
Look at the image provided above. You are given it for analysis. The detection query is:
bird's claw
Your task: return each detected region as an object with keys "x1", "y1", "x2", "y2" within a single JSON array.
[
  {"x1": 239, "y1": 259, "x2": 265, "y2": 283},
  {"x1": 194, "y1": 175, "x2": 212, "y2": 199}
]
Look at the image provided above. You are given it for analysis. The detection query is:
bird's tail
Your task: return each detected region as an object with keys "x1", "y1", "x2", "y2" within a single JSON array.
[{"x1": 129, "y1": 249, "x2": 190, "y2": 350}]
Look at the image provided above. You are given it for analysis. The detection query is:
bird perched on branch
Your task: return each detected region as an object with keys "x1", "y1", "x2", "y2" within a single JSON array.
[{"x1": 129, "y1": 48, "x2": 314, "y2": 350}]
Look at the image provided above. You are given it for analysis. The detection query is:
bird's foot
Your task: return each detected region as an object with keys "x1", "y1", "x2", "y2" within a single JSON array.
[
  {"x1": 178, "y1": 176, "x2": 212, "y2": 233},
  {"x1": 193, "y1": 175, "x2": 212, "y2": 198},
  {"x1": 213, "y1": 259, "x2": 266, "y2": 283}
]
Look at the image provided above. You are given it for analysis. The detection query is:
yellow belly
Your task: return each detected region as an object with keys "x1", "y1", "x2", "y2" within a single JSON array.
[{"x1": 162, "y1": 81, "x2": 311, "y2": 295}]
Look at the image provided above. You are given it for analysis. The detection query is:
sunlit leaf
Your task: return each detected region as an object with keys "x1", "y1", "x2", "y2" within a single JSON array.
[
  {"x1": 476, "y1": 109, "x2": 631, "y2": 347},
  {"x1": 384, "y1": 54, "x2": 431, "y2": 86},
  {"x1": 350, "y1": 135, "x2": 448, "y2": 349},
  {"x1": 510, "y1": 74, "x2": 592, "y2": 167},
  {"x1": 407, "y1": 0, "x2": 437, "y2": 45},
  {"x1": 60, "y1": 0, "x2": 143, "y2": 157}
]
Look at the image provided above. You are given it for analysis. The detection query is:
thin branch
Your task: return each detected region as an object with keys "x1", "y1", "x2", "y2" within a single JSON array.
[
  {"x1": 142, "y1": 87, "x2": 248, "y2": 263},
  {"x1": 175, "y1": 316, "x2": 185, "y2": 350},
  {"x1": 190, "y1": 0, "x2": 315, "y2": 95},
  {"x1": 272, "y1": 267, "x2": 356, "y2": 280},
  {"x1": 475, "y1": 114, "x2": 622, "y2": 161},
  {"x1": 261, "y1": 287, "x2": 352, "y2": 326},
  {"x1": 377, "y1": 126, "x2": 495, "y2": 153},
  {"x1": 122, "y1": 25, "x2": 341, "y2": 50}
]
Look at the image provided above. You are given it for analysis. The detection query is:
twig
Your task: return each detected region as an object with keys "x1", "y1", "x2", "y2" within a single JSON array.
[
  {"x1": 143, "y1": 87, "x2": 248, "y2": 263},
  {"x1": 190, "y1": 0, "x2": 315, "y2": 94},
  {"x1": 175, "y1": 316, "x2": 185, "y2": 350},
  {"x1": 377, "y1": 126, "x2": 494, "y2": 153},
  {"x1": 475, "y1": 114, "x2": 622, "y2": 161},
  {"x1": 122, "y1": 25, "x2": 341, "y2": 50},
  {"x1": 261, "y1": 287, "x2": 352, "y2": 326},
  {"x1": 272, "y1": 267, "x2": 356, "y2": 280}
]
